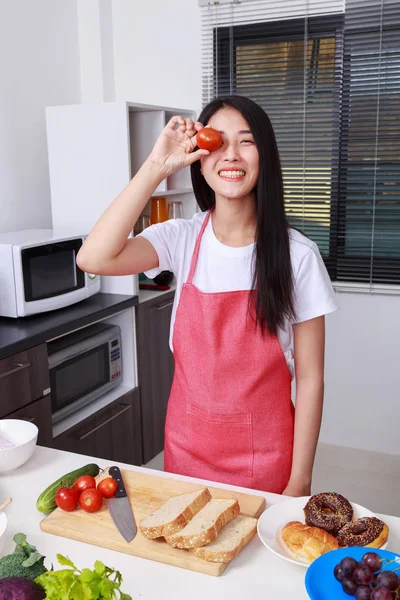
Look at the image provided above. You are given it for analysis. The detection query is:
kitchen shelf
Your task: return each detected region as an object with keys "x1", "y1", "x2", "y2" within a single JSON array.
[
  {"x1": 152, "y1": 188, "x2": 193, "y2": 197},
  {"x1": 46, "y1": 100, "x2": 197, "y2": 295}
]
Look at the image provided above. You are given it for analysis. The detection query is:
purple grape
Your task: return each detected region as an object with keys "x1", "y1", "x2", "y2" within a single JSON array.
[
  {"x1": 342, "y1": 576, "x2": 358, "y2": 595},
  {"x1": 361, "y1": 552, "x2": 383, "y2": 573},
  {"x1": 376, "y1": 571, "x2": 399, "y2": 591},
  {"x1": 341, "y1": 556, "x2": 359, "y2": 576},
  {"x1": 356, "y1": 586, "x2": 372, "y2": 600},
  {"x1": 353, "y1": 565, "x2": 374, "y2": 586},
  {"x1": 371, "y1": 587, "x2": 393, "y2": 600},
  {"x1": 334, "y1": 563, "x2": 345, "y2": 582},
  {"x1": 371, "y1": 573, "x2": 379, "y2": 588}
]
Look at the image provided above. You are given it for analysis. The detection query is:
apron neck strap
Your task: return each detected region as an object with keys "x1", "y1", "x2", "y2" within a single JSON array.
[{"x1": 186, "y1": 208, "x2": 213, "y2": 284}]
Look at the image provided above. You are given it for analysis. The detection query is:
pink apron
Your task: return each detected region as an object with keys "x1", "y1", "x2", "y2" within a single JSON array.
[{"x1": 164, "y1": 210, "x2": 294, "y2": 493}]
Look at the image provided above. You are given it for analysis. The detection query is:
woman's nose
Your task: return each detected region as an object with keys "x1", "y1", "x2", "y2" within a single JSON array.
[{"x1": 221, "y1": 141, "x2": 240, "y2": 161}]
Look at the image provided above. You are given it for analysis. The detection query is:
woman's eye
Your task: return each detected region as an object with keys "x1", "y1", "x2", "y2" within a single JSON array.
[{"x1": 241, "y1": 139, "x2": 254, "y2": 144}]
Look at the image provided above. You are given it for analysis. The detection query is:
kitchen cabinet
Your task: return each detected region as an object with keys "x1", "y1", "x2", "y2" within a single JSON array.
[
  {"x1": 136, "y1": 292, "x2": 175, "y2": 464},
  {"x1": 0, "y1": 296, "x2": 141, "y2": 466},
  {"x1": 7, "y1": 395, "x2": 53, "y2": 447},
  {"x1": 0, "y1": 344, "x2": 50, "y2": 417},
  {"x1": 46, "y1": 101, "x2": 197, "y2": 296},
  {"x1": 53, "y1": 388, "x2": 143, "y2": 466}
]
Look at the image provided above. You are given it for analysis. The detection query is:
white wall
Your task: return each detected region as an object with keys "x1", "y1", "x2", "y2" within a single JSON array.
[
  {"x1": 111, "y1": 0, "x2": 202, "y2": 113},
  {"x1": 1, "y1": 0, "x2": 398, "y2": 457},
  {"x1": 0, "y1": 0, "x2": 81, "y2": 233},
  {"x1": 322, "y1": 292, "x2": 400, "y2": 455}
]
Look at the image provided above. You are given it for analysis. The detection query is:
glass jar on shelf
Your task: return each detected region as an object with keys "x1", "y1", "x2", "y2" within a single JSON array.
[
  {"x1": 151, "y1": 197, "x2": 168, "y2": 224},
  {"x1": 134, "y1": 214, "x2": 151, "y2": 236},
  {"x1": 168, "y1": 201, "x2": 183, "y2": 219}
]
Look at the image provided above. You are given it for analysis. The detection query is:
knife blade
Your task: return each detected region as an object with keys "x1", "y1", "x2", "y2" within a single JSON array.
[{"x1": 107, "y1": 466, "x2": 137, "y2": 542}]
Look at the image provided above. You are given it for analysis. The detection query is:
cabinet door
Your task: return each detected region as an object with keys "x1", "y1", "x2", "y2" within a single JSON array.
[
  {"x1": 0, "y1": 344, "x2": 50, "y2": 418},
  {"x1": 53, "y1": 389, "x2": 142, "y2": 466},
  {"x1": 7, "y1": 395, "x2": 53, "y2": 447},
  {"x1": 136, "y1": 293, "x2": 175, "y2": 464}
]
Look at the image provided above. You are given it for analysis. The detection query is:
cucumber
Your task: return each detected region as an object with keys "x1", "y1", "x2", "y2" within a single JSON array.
[{"x1": 36, "y1": 463, "x2": 100, "y2": 514}]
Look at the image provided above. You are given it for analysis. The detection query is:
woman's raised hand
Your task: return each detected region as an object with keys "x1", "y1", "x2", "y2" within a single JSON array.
[{"x1": 147, "y1": 116, "x2": 210, "y2": 177}]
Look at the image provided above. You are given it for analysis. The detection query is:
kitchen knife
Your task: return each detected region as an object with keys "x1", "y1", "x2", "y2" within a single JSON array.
[{"x1": 107, "y1": 466, "x2": 137, "y2": 542}]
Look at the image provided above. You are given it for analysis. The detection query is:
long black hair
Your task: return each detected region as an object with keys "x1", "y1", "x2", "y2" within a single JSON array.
[{"x1": 190, "y1": 95, "x2": 296, "y2": 336}]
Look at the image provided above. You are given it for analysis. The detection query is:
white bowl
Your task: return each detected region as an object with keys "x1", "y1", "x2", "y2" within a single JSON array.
[
  {"x1": 0, "y1": 512, "x2": 7, "y2": 556},
  {"x1": 0, "y1": 420, "x2": 38, "y2": 473}
]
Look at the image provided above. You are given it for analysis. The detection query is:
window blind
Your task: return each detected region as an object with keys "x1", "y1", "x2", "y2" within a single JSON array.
[
  {"x1": 200, "y1": 0, "x2": 400, "y2": 287},
  {"x1": 338, "y1": 0, "x2": 400, "y2": 284}
]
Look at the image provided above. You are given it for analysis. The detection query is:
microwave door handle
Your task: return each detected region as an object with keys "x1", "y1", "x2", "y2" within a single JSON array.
[
  {"x1": 0, "y1": 362, "x2": 30, "y2": 379},
  {"x1": 76, "y1": 404, "x2": 131, "y2": 441}
]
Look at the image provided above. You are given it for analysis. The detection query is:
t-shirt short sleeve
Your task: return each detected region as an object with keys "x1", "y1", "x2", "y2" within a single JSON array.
[
  {"x1": 292, "y1": 241, "x2": 339, "y2": 323},
  {"x1": 137, "y1": 218, "x2": 185, "y2": 279}
]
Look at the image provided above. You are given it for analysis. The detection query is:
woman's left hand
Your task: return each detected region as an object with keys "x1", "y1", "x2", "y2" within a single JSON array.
[{"x1": 282, "y1": 480, "x2": 311, "y2": 497}]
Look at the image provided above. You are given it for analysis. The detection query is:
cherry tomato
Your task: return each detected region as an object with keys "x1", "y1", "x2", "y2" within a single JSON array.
[
  {"x1": 79, "y1": 488, "x2": 103, "y2": 513},
  {"x1": 74, "y1": 475, "x2": 97, "y2": 495},
  {"x1": 97, "y1": 477, "x2": 118, "y2": 499},
  {"x1": 55, "y1": 486, "x2": 79, "y2": 512},
  {"x1": 196, "y1": 127, "x2": 222, "y2": 152}
]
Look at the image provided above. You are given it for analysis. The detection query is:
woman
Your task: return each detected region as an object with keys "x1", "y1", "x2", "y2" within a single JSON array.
[{"x1": 77, "y1": 95, "x2": 338, "y2": 496}]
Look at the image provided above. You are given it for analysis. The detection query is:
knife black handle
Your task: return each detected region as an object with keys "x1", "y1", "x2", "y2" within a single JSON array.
[{"x1": 109, "y1": 466, "x2": 127, "y2": 498}]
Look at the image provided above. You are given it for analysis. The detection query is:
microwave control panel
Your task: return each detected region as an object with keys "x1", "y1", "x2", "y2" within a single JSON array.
[{"x1": 110, "y1": 338, "x2": 122, "y2": 380}]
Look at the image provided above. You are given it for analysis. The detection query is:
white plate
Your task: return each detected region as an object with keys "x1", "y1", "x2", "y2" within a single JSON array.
[{"x1": 257, "y1": 495, "x2": 388, "y2": 568}]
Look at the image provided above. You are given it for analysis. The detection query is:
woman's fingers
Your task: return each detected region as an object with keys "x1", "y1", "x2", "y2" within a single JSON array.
[
  {"x1": 177, "y1": 117, "x2": 196, "y2": 134},
  {"x1": 185, "y1": 118, "x2": 197, "y2": 137},
  {"x1": 165, "y1": 115, "x2": 186, "y2": 130},
  {"x1": 184, "y1": 148, "x2": 210, "y2": 166}
]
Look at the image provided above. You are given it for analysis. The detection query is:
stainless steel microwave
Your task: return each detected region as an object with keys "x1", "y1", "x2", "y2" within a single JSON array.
[{"x1": 48, "y1": 322, "x2": 122, "y2": 424}]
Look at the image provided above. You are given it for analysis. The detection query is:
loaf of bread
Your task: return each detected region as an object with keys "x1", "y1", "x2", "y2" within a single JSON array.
[
  {"x1": 190, "y1": 514, "x2": 257, "y2": 563},
  {"x1": 165, "y1": 498, "x2": 240, "y2": 549},
  {"x1": 139, "y1": 487, "x2": 212, "y2": 539},
  {"x1": 278, "y1": 520, "x2": 339, "y2": 563}
]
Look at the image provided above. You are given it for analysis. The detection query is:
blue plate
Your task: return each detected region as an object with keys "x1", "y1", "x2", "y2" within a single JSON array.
[{"x1": 305, "y1": 547, "x2": 400, "y2": 599}]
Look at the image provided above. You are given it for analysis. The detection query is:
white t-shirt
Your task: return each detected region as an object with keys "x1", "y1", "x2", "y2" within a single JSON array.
[{"x1": 139, "y1": 211, "x2": 338, "y2": 375}]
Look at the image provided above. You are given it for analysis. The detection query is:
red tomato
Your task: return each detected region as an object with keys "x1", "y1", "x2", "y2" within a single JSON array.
[
  {"x1": 74, "y1": 475, "x2": 97, "y2": 495},
  {"x1": 196, "y1": 128, "x2": 222, "y2": 152},
  {"x1": 79, "y1": 488, "x2": 103, "y2": 513},
  {"x1": 97, "y1": 477, "x2": 118, "y2": 499},
  {"x1": 55, "y1": 486, "x2": 79, "y2": 512}
]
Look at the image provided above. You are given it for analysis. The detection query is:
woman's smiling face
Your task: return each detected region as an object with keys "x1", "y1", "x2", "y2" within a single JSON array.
[{"x1": 199, "y1": 106, "x2": 260, "y2": 202}]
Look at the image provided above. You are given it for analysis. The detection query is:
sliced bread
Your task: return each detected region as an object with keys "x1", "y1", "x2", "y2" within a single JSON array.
[
  {"x1": 165, "y1": 498, "x2": 240, "y2": 549},
  {"x1": 190, "y1": 515, "x2": 258, "y2": 563},
  {"x1": 140, "y1": 487, "x2": 211, "y2": 539}
]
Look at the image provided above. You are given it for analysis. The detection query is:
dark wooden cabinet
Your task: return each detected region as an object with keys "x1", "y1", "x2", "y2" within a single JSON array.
[
  {"x1": 7, "y1": 394, "x2": 53, "y2": 447},
  {"x1": 0, "y1": 296, "x2": 174, "y2": 467},
  {"x1": 0, "y1": 344, "x2": 50, "y2": 418},
  {"x1": 53, "y1": 388, "x2": 142, "y2": 466},
  {"x1": 136, "y1": 292, "x2": 175, "y2": 464}
]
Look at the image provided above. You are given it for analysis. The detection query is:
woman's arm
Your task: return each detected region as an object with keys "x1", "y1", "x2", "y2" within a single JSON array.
[
  {"x1": 282, "y1": 315, "x2": 325, "y2": 497},
  {"x1": 76, "y1": 117, "x2": 208, "y2": 276}
]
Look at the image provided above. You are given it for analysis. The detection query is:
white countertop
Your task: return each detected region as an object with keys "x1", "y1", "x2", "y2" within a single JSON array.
[{"x1": 2, "y1": 446, "x2": 400, "y2": 599}]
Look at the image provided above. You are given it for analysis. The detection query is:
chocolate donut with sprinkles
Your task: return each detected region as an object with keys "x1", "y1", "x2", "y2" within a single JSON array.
[
  {"x1": 304, "y1": 492, "x2": 353, "y2": 535},
  {"x1": 337, "y1": 516, "x2": 389, "y2": 548}
]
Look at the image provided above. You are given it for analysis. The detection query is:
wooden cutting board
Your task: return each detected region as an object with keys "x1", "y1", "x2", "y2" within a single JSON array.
[{"x1": 40, "y1": 467, "x2": 266, "y2": 576}]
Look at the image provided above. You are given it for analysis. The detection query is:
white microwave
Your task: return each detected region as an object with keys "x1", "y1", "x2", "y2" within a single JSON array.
[{"x1": 0, "y1": 229, "x2": 100, "y2": 318}]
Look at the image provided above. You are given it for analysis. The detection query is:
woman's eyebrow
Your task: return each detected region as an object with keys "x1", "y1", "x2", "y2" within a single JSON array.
[{"x1": 217, "y1": 129, "x2": 253, "y2": 134}]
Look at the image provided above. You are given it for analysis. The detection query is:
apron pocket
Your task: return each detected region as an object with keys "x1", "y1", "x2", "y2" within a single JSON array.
[{"x1": 187, "y1": 403, "x2": 253, "y2": 478}]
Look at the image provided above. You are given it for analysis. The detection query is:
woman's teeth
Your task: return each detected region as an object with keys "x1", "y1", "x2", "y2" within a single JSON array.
[{"x1": 219, "y1": 170, "x2": 245, "y2": 178}]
